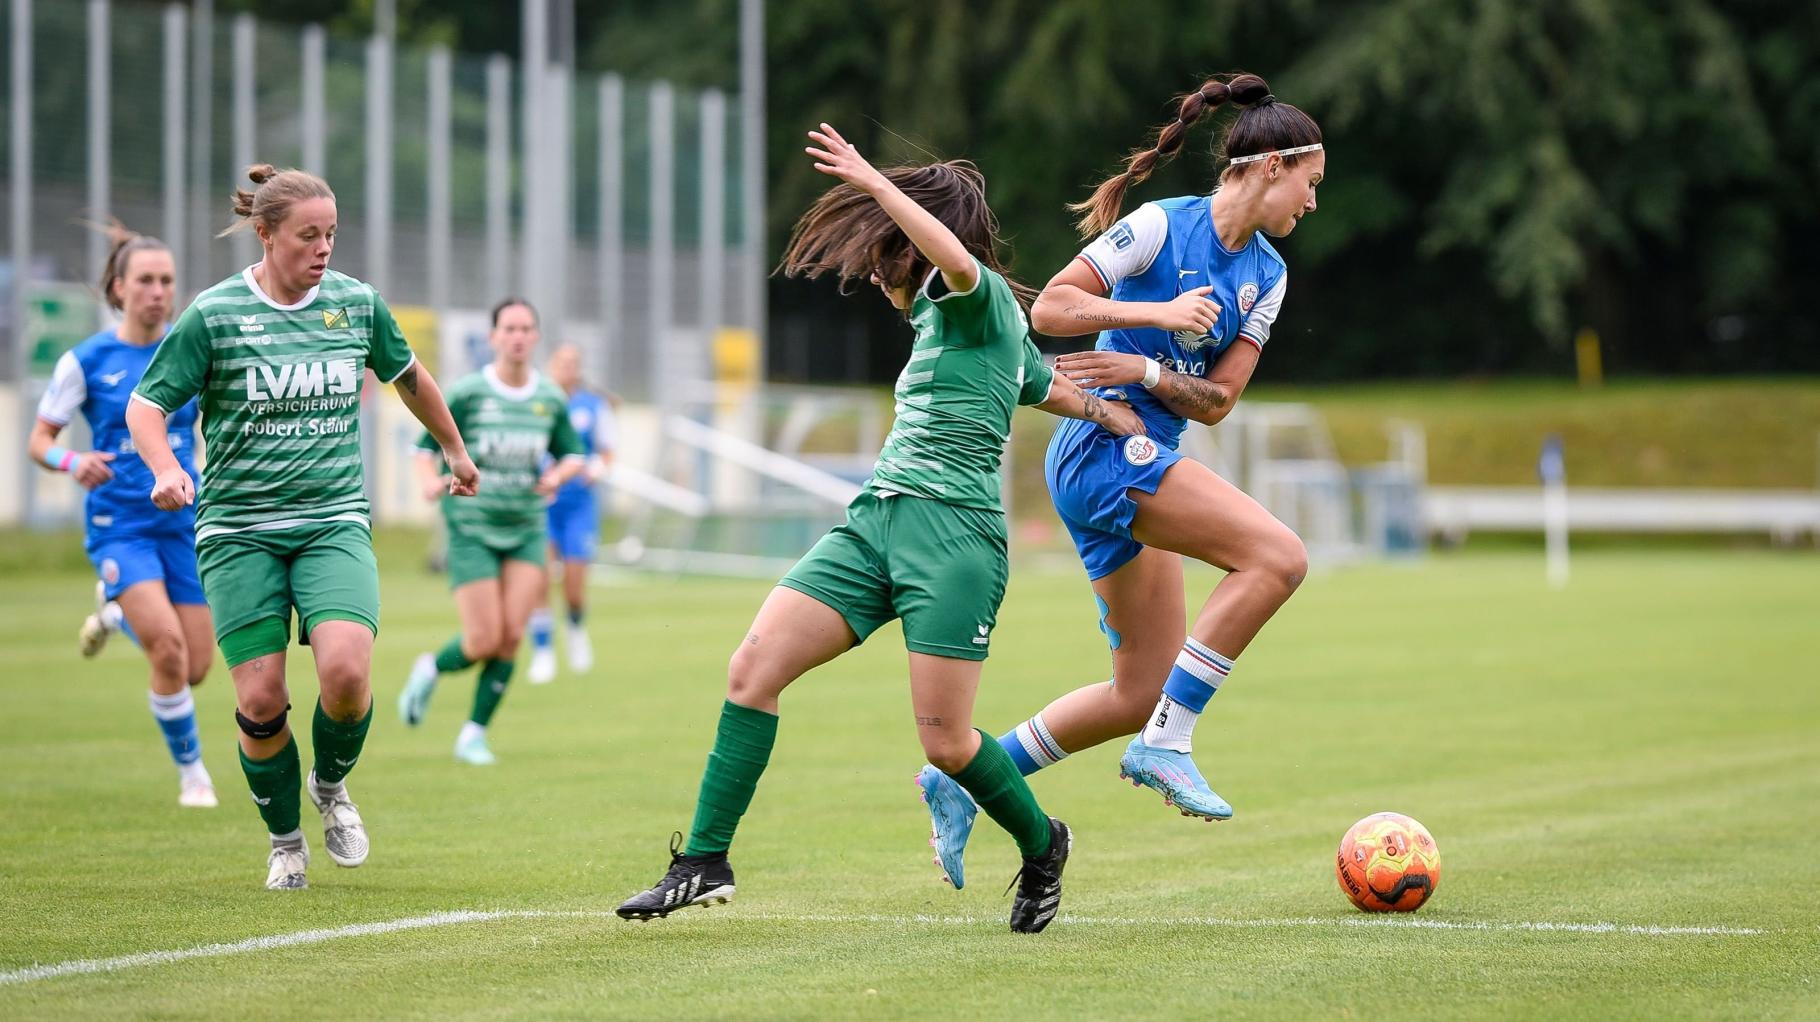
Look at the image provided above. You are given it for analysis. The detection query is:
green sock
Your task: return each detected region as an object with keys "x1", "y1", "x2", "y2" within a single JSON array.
[
  {"x1": 435, "y1": 635, "x2": 474, "y2": 674},
  {"x1": 312, "y1": 699, "x2": 373, "y2": 786},
  {"x1": 684, "y1": 700, "x2": 779, "y2": 856},
  {"x1": 239, "y1": 734, "x2": 302, "y2": 836},
  {"x1": 951, "y1": 730, "x2": 1052, "y2": 858},
  {"x1": 470, "y1": 659, "x2": 514, "y2": 726}
]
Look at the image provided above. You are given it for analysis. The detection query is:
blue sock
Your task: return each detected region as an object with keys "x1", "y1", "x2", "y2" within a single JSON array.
[
  {"x1": 1143, "y1": 638, "x2": 1234, "y2": 753},
  {"x1": 529, "y1": 609, "x2": 553, "y2": 651},
  {"x1": 148, "y1": 689, "x2": 202, "y2": 766},
  {"x1": 997, "y1": 712, "x2": 1068, "y2": 777}
]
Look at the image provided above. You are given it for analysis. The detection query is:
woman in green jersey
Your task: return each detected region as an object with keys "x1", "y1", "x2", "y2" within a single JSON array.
[
  {"x1": 397, "y1": 297, "x2": 584, "y2": 765},
  {"x1": 127, "y1": 164, "x2": 478, "y2": 890},
  {"x1": 616, "y1": 123, "x2": 1143, "y2": 934}
]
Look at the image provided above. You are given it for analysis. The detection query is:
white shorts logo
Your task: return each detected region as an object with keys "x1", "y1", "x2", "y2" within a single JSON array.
[
  {"x1": 1123, "y1": 436, "x2": 1159, "y2": 467},
  {"x1": 1238, "y1": 282, "x2": 1260, "y2": 314}
]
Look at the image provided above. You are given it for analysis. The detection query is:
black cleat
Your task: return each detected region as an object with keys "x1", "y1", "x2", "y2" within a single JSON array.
[
  {"x1": 1006, "y1": 817, "x2": 1071, "y2": 933},
  {"x1": 616, "y1": 831, "x2": 737, "y2": 921}
]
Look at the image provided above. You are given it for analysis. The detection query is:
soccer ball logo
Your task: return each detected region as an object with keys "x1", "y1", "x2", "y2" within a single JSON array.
[{"x1": 1335, "y1": 812, "x2": 1441, "y2": 912}]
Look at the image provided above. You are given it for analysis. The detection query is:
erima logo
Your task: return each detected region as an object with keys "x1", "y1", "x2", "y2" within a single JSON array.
[
  {"x1": 972, "y1": 624, "x2": 990, "y2": 646},
  {"x1": 334, "y1": 757, "x2": 356, "y2": 767},
  {"x1": 322, "y1": 308, "x2": 349, "y2": 330},
  {"x1": 239, "y1": 315, "x2": 265, "y2": 334},
  {"x1": 98, "y1": 369, "x2": 129, "y2": 387},
  {"x1": 251, "y1": 794, "x2": 272, "y2": 806},
  {"x1": 246, "y1": 358, "x2": 360, "y2": 400}
]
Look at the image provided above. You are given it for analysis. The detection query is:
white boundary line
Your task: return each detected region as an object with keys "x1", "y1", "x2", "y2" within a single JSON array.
[{"x1": 0, "y1": 909, "x2": 1772, "y2": 988}]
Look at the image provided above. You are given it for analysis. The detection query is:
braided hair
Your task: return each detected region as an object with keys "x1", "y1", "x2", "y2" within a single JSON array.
[{"x1": 1070, "y1": 73, "x2": 1322, "y2": 238}]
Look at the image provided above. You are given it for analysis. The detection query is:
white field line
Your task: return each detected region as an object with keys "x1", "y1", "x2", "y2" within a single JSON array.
[{"x1": 0, "y1": 909, "x2": 1772, "y2": 988}]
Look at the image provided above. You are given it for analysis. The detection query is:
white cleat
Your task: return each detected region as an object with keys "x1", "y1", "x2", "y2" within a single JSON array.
[
  {"x1": 567, "y1": 628, "x2": 594, "y2": 673},
  {"x1": 265, "y1": 840, "x2": 310, "y2": 890},
  {"x1": 78, "y1": 582, "x2": 115, "y2": 658},
  {"x1": 454, "y1": 728, "x2": 497, "y2": 766},
  {"x1": 528, "y1": 646, "x2": 557, "y2": 685},
  {"x1": 307, "y1": 772, "x2": 370, "y2": 868},
  {"x1": 179, "y1": 780, "x2": 219, "y2": 808}
]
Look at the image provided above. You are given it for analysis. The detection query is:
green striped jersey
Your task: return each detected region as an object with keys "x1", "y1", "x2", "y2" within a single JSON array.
[
  {"x1": 868, "y1": 259, "x2": 1055, "y2": 510},
  {"x1": 417, "y1": 367, "x2": 583, "y2": 547},
  {"x1": 132, "y1": 266, "x2": 417, "y2": 542}
]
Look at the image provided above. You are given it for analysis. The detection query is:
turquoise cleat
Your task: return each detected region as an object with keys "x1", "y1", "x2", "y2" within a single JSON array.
[
  {"x1": 1118, "y1": 739, "x2": 1233, "y2": 821},
  {"x1": 917, "y1": 764, "x2": 978, "y2": 889},
  {"x1": 398, "y1": 653, "x2": 438, "y2": 727}
]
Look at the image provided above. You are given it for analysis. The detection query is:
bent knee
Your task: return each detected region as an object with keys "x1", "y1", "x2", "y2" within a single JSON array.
[
  {"x1": 143, "y1": 633, "x2": 188, "y2": 681},
  {"x1": 1269, "y1": 532, "x2": 1309, "y2": 593},
  {"x1": 236, "y1": 688, "x2": 289, "y2": 723},
  {"x1": 920, "y1": 732, "x2": 980, "y2": 775}
]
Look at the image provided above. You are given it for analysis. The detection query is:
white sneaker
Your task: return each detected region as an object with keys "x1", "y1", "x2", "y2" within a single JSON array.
[
  {"x1": 79, "y1": 581, "x2": 113, "y2": 658},
  {"x1": 567, "y1": 627, "x2": 594, "y2": 673},
  {"x1": 528, "y1": 646, "x2": 557, "y2": 684},
  {"x1": 265, "y1": 840, "x2": 310, "y2": 890},
  {"x1": 307, "y1": 772, "x2": 369, "y2": 868}
]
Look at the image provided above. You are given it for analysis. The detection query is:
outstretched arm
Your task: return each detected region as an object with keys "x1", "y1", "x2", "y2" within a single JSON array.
[
  {"x1": 1034, "y1": 373, "x2": 1146, "y2": 436},
  {"x1": 394, "y1": 364, "x2": 479, "y2": 496},
  {"x1": 804, "y1": 122, "x2": 979, "y2": 295}
]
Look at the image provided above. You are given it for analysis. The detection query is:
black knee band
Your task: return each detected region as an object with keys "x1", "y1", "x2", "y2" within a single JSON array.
[{"x1": 236, "y1": 703, "x2": 291, "y2": 739}]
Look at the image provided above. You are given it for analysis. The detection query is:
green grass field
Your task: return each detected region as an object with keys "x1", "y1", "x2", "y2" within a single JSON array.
[{"x1": 1, "y1": 540, "x2": 1816, "y2": 1019}]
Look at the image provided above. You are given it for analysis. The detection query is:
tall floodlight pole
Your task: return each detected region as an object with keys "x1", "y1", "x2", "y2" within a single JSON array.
[{"x1": 740, "y1": 0, "x2": 767, "y2": 369}]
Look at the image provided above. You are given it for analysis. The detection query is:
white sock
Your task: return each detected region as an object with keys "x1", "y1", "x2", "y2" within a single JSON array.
[
  {"x1": 270, "y1": 828, "x2": 305, "y2": 850},
  {"x1": 178, "y1": 759, "x2": 211, "y2": 785},
  {"x1": 457, "y1": 721, "x2": 487, "y2": 746},
  {"x1": 1141, "y1": 697, "x2": 1199, "y2": 753},
  {"x1": 1139, "y1": 638, "x2": 1235, "y2": 753}
]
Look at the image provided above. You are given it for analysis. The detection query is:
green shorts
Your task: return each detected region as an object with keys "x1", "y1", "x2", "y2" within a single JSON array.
[
  {"x1": 446, "y1": 526, "x2": 546, "y2": 589},
  {"x1": 780, "y1": 490, "x2": 1009, "y2": 661},
  {"x1": 196, "y1": 519, "x2": 380, "y2": 667}
]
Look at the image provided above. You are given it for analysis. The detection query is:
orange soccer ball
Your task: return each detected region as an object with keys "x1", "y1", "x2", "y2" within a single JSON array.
[{"x1": 1335, "y1": 812, "x2": 1441, "y2": 912}]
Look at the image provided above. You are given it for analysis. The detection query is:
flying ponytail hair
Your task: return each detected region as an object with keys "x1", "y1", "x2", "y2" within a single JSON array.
[{"x1": 1069, "y1": 72, "x2": 1321, "y2": 239}]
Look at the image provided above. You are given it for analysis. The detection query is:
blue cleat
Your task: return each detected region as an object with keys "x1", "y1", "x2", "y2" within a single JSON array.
[
  {"x1": 1118, "y1": 739, "x2": 1233, "y2": 821},
  {"x1": 917, "y1": 764, "x2": 978, "y2": 889}
]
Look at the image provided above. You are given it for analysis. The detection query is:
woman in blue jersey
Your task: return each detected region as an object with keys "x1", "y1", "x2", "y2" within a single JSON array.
[
  {"x1": 918, "y1": 74, "x2": 1323, "y2": 886},
  {"x1": 526, "y1": 342, "x2": 617, "y2": 684},
  {"x1": 28, "y1": 226, "x2": 216, "y2": 808}
]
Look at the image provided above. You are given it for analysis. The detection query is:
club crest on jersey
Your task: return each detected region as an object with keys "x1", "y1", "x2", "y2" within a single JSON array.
[
  {"x1": 1123, "y1": 435, "x2": 1160, "y2": 467},
  {"x1": 321, "y1": 308, "x2": 349, "y2": 330},
  {"x1": 1238, "y1": 282, "x2": 1260, "y2": 314},
  {"x1": 100, "y1": 559, "x2": 120, "y2": 585}
]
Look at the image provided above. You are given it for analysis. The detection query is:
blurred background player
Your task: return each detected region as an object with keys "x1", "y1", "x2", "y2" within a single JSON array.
[
  {"x1": 919, "y1": 74, "x2": 1323, "y2": 885},
  {"x1": 526, "y1": 342, "x2": 618, "y2": 684},
  {"x1": 29, "y1": 225, "x2": 216, "y2": 809},
  {"x1": 399, "y1": 299, "x2": 584, "y2": 764},
  {"x1": 616, "y1": 122, "x2": 1144, "y2": 934},
  {"x1": 128, "y1": 164, "x2": 477, "y2": 889}
]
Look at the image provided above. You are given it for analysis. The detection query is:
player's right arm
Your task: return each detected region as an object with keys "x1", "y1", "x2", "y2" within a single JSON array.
[
  {"x1": 1030, "y1": 204, "x2": 1220, "y2": 338},
  {"x1": 128, "y1": 305, "x2": 210, "y2": 511},
  {"x1": 29, "y1": 351, "x2": 115, "y2": 489}
]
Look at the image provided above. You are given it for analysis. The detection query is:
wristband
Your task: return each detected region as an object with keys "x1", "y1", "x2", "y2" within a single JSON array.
[
  {"x1": 1140, "y1": 357, "x2": 1162, "y2": 389},
  {"x1": 42, "y1": 446, "x2": 76, "y2": 472}
]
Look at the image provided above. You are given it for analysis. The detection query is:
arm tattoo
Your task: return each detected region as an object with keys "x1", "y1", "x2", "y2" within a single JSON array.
[
  {"x1": 1060, "y1": 300, "x2": 1129, "y2": 326},
  {"x1": 396, "y1": 365, "x2": 420, "y2": 396},
  {"x1": 915, "y1": 715, "x2": 943, "y2": 727},
  {"x1": 1156, "y1": 371, "x2": 1229, "y2": 416},
  {"x1": 1080, "y1": 390, "x2": 1106, "y2": 423}
]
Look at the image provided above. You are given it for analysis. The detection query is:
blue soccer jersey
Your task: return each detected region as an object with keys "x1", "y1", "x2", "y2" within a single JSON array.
[
  {"x1": 38, "y1": 330, "x2": 202, "y2": 537},
  {"x1": 1045, "y1": 196, "x2": 1290, "y2": 580},
  {"x1": 548, "y1": 389, "x2": 616, "y2": 513},
  {"x1": 1073, "y1": 195, "x2": 1288, "y2": 450}
]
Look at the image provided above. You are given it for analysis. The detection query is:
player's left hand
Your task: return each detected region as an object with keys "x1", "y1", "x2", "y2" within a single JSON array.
[
  {"x1": 1097, "y1": 398, "x2": 1147, "y2": 437},
  {"x1": 1055, "y1": 350, "x2": 1150, "y2": 388},
  {"x1": 805, "y1": 123, "x2": 888, "y2": 194},
  {"x1": 445, "y1": 450, "x2": 480, "y2": 497},
  {"x1": 534, "y1": 468, "x2": 564, "y2": 498}
]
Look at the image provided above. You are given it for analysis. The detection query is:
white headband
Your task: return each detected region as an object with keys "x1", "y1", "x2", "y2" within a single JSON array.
[{"x1": 1227, "y1": 143, "x2": 1323, "y2": 166}]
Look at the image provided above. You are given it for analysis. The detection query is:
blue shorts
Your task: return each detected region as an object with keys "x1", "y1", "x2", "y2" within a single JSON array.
[
  {"x1": 86, "y1": 529, "x2": 206, "y2": 605},
  {"x1": 546, "y1": 494, "x2": 599, "y2": 562},
  {"x1": 1045, "y1": 418, "x2": 1184, "y2": 581}
]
